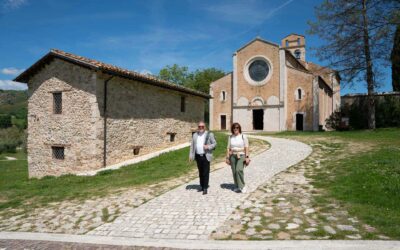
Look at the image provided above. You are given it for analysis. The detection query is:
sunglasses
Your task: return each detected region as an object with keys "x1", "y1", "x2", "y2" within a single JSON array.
[{"x1": 198, "y1": 126, "x2": 205, "y2": 128}]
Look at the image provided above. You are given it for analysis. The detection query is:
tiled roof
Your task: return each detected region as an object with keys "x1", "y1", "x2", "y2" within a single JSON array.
[
  {"x1": 14, "y1": 49, "x2": 210, "y2": 99},
  {"x1": 300, "y1": 61, "x2": 339, "y2": 86}
]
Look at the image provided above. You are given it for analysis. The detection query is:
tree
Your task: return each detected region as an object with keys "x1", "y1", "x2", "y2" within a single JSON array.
[
  {"x1": 158, "y1": 65, "x2": 225, "y2": 124},
  {"x1": 158, "y1": 64, "x2": 190, "y2": 86},
  {"x1": 158, "y1": 65, "x2": 225, "y2": 94},
  {"x1": 308, "y1": 0, "x2": 400, "y2": 129},
  {"x1": 392, "y1": 24, "x2": 400, "y2": 91},
  {"x1": 185, "y1": 68, "x2": 226, "y2": 94}
]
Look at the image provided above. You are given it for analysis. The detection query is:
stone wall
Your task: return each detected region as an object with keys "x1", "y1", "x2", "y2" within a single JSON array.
[
  {"x1": 103, "y1": 75, "x2": 204, "y2": 166},
  {"x1": 341, "y1": 92, "x2": 400, "y2": 107},
  {"x1": 286, "y1": 67, "x2": 314, "y2": 131},
  {"x1": 27, "y1": 59, "x2": 205, "y2": 178},
  {"x1": 27, "y1": 58, "x2": 103, "y2": 178},
  {"x1": 210, "y1": 73, "x2": 232, "y2": 130}
]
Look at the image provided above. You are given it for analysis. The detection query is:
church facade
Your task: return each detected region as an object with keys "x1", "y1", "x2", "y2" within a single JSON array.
[{"x1": 210, "y1": 34, "x2": 340, "y2": 131}]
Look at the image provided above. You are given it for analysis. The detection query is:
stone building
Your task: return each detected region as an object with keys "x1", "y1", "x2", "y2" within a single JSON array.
[
  {"x1": 210, "y1": 34, "x2": 340, "y2": 131},
  {"x1": 15, "y1": 49, "x2": 208, "y2": 178}
]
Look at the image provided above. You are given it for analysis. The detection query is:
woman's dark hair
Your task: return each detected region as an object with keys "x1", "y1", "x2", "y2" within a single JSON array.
[{"x1": 231, "y1": 122, "x2": 242, "y2": 134}]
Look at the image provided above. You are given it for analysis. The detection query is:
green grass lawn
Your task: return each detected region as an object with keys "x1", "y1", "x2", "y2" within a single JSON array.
[
  {"x1": 272, "y1": 128, "x2": 400, "y2": 239},
  {"x1": 327, "y1": 147, "x2": 400, "y2": 238},
  {"x1": 0, "y1": 132, "x2": 232, "y2": 214}
]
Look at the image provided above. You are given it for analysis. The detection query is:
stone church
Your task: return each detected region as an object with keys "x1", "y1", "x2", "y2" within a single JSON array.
[
  {"x1": 15, "y1": 49, "x2": 208, "y2": 178},
  {"x1": 210, "y1": 34, "x2": 340, "y2": 131}
]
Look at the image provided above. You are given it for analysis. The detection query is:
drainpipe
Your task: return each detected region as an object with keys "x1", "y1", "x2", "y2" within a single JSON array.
[{"x1": 103, "y1": 75, "x2": 113, "y2": 168}]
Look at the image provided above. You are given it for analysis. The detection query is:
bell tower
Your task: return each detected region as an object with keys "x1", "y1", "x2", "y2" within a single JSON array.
[{"x1": 281, "y1": 34, "x2": 306, "y2": 61}]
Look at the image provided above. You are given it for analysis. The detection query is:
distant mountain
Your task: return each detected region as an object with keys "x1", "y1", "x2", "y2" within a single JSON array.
[{"x1": 0, "y1": 89, "x2": 28, "y2": 119}]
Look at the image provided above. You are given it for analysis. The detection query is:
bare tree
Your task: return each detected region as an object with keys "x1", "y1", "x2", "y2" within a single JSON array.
[{"x1": 308, "y1": 0, "x2": 400, "y2": 129}]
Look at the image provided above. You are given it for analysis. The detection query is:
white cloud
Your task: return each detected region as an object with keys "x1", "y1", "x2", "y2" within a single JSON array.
[
  {"x1": 2, "y1": 0, "x2": 27, "y2": 11},
  {"x1": 0, "y1": 80, "x2": 27, "y2": 90},
  {"x1": 1, "y1": 67, "x2": 24, "y2": 76}
]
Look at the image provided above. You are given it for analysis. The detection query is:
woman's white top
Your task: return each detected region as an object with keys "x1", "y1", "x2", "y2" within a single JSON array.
[{"x1": 227, "y1": 133, "x2": 249, "y2": 155}]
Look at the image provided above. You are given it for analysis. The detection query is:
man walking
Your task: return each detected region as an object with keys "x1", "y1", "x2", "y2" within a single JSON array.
[{"x1": 189, "y1": 121, "x2": 216, "y2": 195}]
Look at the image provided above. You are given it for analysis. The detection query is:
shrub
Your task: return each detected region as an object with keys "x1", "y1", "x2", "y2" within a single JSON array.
[
  {"x1": 0, "y1": 127, "x2": 24, "y2": 154},
  {"x1": 0, "y1": 114, "x2": 12, "y2": 129},
  {"x1": 325, "y1": 110, "x2": 342, "y2": 130}
]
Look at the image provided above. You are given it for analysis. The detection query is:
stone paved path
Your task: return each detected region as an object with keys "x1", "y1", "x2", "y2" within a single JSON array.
[
  {"x1": 87, "y1": 136, "x2": 312, "y2": 240},
  {"x1": 0, "y1": 138, "x2": 268, "y2": 234}
]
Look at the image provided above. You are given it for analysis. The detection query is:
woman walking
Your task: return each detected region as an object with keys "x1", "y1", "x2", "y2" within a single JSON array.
[{"x1": 226, "y1": 123, "x2": 250, "y2": 193}]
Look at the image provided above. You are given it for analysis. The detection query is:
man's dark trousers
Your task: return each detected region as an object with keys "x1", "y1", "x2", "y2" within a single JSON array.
[{"x1": 195, "y1": 154, "x2": 210, "y2": 190}]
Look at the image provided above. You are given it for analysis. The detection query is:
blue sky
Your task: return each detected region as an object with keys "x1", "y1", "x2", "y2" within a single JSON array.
[{"x1": 0, "y1": 0, "x2": 394, "y2": 94}]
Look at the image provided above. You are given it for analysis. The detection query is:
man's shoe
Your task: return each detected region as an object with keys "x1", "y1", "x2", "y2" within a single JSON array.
[
  {"x1": 198, "y1": 187, "x2": 203, "y2": 192},
  {"x1": 203, "y1": 189, "x2": 208, "y2": 195},
  {"x1": 241, "y1": 186, "x2": 247, "y2": 193}
]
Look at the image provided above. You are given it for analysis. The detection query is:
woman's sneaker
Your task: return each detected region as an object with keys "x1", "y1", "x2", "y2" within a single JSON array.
[{"x1": 241, "y1": 186, "x2": 247, "y2": 193}]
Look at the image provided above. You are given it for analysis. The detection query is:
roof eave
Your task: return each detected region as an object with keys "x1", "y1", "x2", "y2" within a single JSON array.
[{"x1": 14, "y1": 51, "x2": 99, "y2": 83}]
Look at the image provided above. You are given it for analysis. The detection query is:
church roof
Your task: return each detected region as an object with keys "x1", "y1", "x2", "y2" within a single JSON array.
[
  {"x1": 14, "y1": 49, "x2": 210, "y2": 99},
  {"x1": 300, "y1": 61, "x2": 340, "y2": 83},
  {"x1": 236, "y1": 37, "x2": 279, "y2": 53}
]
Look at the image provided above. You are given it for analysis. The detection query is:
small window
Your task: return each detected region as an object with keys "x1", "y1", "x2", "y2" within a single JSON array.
[
  {"x1": 297, "y1": 38, "x2": 301, "y2": 46},
  {"x1": 221, "y1": 91, "x2": 226, "y2": 101},
  {"x1": 297, "y1": 88, "x2": 302, "y2": 100},
  {"x1": 285, "y1": 40, "x2": 289, "y2": 47},
  {"x1": 52, "y1": 146, "x2": 65, "y2": 160},
  {"x1": 294, "y1": 50, "x2": 301, "y2": 59},
  {"x1": 170, "y1": 133, "x2": 176, "y2": 142},
  {"x1": 180, "y1": 96, "x2": 186, "y2": 112},
  {"x1": 53, "y1": 92, "x2": 62, "y2": 114}
]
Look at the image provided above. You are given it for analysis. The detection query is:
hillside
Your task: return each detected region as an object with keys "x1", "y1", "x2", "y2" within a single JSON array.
[{"x1": 0, "y1": 89, "x2": 28, "y2": 119}]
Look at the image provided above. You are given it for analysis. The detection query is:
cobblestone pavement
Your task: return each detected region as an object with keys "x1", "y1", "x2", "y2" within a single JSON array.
[
  {"x1": 0, "y1": 139, "x2": 268, "y2": 235},
  {"x1": 211, "y1": 138, "x2": 390, "y2": 240},
  {"x1": 88, "y1": 136, "x2": 311, "y2": 240}
]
